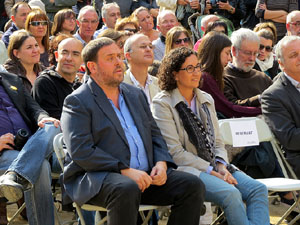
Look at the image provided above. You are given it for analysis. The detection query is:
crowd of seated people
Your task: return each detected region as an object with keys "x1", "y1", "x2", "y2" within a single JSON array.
[{"x1": 0, "y1": 0, "x2": 300, "y2": 225}]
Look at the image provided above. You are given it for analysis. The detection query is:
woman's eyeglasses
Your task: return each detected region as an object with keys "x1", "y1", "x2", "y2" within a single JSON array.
[
  {"x1": 29, "y1": 21, "x2": 48, "y2": 26},
  {"x1": 174, "y1": 37, "x2": 190, "y2": 45},
  {"x1": 179, "y1": 63, "x2": 201, "y2": 73},
  {"x1": 259, "y1": 44, "x2": 273, "y2": 52}
]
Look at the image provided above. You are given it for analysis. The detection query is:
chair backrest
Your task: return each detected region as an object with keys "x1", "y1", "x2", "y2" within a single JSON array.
[
  {"x1": 218, "y1": 117, "x2": 273, "y2": 145},
  {"x1": 53, "y1": 133, "x2": 65, "y2": 172},
  {"x1": 218, "y1": 117, "x2": 298, "y2": 179}
]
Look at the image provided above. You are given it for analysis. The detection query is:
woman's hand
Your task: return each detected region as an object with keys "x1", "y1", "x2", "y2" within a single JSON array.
[
  {"x1": 190, "y1": 0, "x2": 200, "y2": 9},
  {"x1": 217, "y1": 1, "x2": 231, "y2": 11},
  {"x1": 0, "y1": 133, "x2": 14, "y2": 151},
  {"x1": 177, "y1": 0, "x2": 189, "y2": 5},
  {"x1": 259, "y1": 3, "x2": 267, "y2": 10},
  {"x1": 216, "y1": 163, "x2": 238, "y2": 185}
]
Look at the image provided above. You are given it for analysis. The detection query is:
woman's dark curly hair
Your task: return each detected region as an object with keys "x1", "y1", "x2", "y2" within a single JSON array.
[{"x1": 158, "y1": 47, "x2": 197, "y2": 91}]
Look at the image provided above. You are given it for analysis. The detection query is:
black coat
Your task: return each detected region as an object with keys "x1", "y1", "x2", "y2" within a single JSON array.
[{"x1": 0, "y1": 72, "x2": 48, "y2": 133}]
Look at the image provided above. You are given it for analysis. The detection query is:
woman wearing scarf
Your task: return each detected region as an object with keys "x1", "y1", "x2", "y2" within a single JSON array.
[{"x1": 152, "y1": 47, "x2": 270, "y2": 225}]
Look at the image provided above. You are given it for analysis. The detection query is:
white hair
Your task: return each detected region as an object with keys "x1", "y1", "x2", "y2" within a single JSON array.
[
  {"x1": 157, "y1": 10, "x2": 176, "y2": 26},
  {"x1": 101, "y1": 2, "x2": 120, "y2": 19},
  {"x1": 231, "y1": 28, "x2": 260, "y2": 49},
  {"x1": 78, "y1": 5, "x2": 98, "y2": 21},
  {"x1": 276, "y1": 35, "x2": 300, "y2": 65},
  {"x1": 287, "y1": 10, "x2": 300, "y2": 24}
]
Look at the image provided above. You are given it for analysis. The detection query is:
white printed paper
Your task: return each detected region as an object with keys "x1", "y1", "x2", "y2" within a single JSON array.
[{"x1": 229, "y1": 120, "x2": 259, "y2": 147}]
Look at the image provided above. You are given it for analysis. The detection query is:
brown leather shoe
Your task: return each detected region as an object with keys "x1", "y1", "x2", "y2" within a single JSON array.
[{"x1": 0, "y1": 201, "x2": 8, "y2": 225}]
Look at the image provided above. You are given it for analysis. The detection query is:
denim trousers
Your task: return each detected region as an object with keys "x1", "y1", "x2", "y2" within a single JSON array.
[
  {"x1": 2, "y1": 123, "x2": 61, "y2": 225},
  {"x1": 199, "y1": 171, "x2": 270, "y2": 225}
]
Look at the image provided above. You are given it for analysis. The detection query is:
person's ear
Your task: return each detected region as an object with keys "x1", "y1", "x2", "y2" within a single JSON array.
[
  {"x1": 76, "y1": 19, "x2": 80, "y2": 26},
  {"x1": 278, "y1": 58, "x2": 284, "y2": 71},
  {"x1": 157, "y1": 25, "x2": 161, "y2": 32},
  {"x1": 54, "y1": 51, "x2": 59, "y2": 62},
  {"x1": 13, "y1": 49, "x2": 19, "y2": 59},
  {"x1": 125, "y1": 51, "x2": 131, "y2": 61},
  {"x1": 87, "y1": 61, "x2": 97, "y2": 75},
  {"x1": 11, "y1": 15, "x2": 16, "y2": 23},
  {"x1": 231, "y1": 46, "x2": 237, "y2": 57}
]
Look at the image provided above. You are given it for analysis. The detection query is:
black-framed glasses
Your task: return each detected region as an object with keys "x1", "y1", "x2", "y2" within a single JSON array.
[
  {"x1": 29, "y1": 21, "x2": 48, "y2": 26},
  {"x1": 124, "y1": 28, "x2": 138, "y2": 33},
  {"x1": 289, "y1": 21, "x2": 300, "y2": 27},
  {"x1": 174, "y1": 37, "x2": 190, "y2": 45},
  {"x1": 179, "y1": 63, "x2": 201, "y2": 73},
  {"x1": 259, "y1": 44, "x2": 273, "y2": 52}
]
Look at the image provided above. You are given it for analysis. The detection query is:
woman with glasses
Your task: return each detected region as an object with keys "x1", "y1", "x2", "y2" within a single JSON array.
[
  {"x1": 254, "y1": 29, "x2": 279, "y2": 79},
  {"x1": 165, "y1": 26, "x2": 192, "y2": 55},
  {"x1": 198, "y1": 32, "x2": 261, "y2": 118},
  {"x1": 4, "y1": 29, "x2": 43, "y2": 93},
  {"x1": 133, "y1": 7, "x2": 159, "y2": 42},
  {"x1": 25, "y1": 9, "x2": 50, "y2": 67},
  {"x1": 152, "y1": 46, "x2": 270, "y2": 225},
  {"x1": 51, "y1": 9, "x2": 77, "y2": 37}
]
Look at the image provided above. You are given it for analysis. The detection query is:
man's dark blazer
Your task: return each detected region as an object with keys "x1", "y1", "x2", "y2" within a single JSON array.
[
  {"x1": 261, "y1": 73, "x2": 300, "y2": 177},
  {"x1": 61, "y1": 78, "x2": 176, "y2": 206},
  {"x1": 0, "y1": 72, "x2": 48, "y2": 133}
]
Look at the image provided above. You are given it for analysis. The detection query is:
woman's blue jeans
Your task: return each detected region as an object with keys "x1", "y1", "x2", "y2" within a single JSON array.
[{"x1": 200, "y1": 170, "x2": 270, "y2": 225}]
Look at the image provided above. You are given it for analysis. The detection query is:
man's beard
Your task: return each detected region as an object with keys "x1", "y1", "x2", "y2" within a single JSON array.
[{"x1": 235, "y1": 59, "x2": 255, "y2": 72}]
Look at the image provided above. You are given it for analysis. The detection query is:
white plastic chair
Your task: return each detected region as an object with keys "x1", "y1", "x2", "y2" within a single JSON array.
[
  {"x1": 53, "y1": 133, "x2": 164, "y2": 225},
  {"x1": 218, "y1": 117, "x2": 300, "y2": 225}
]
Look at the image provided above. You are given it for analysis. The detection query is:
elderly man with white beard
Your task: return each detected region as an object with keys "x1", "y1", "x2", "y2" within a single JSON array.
[{"x1": 223, "y1": 28, "x2": 273, "y2": 107}]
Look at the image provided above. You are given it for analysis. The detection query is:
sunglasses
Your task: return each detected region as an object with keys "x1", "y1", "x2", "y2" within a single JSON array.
[
  {"x1": 124, "y1": 28, "x2": 138, "y2": 33},
  {"x1": 29, "y1": 21, "x2": 48, "y2": 26},
  {"x1": 259, "y1": 44, "x2": 273, "y2": 52},
  {"x1": 174, "y1": 37, "x2": 190, "y2": 45}
]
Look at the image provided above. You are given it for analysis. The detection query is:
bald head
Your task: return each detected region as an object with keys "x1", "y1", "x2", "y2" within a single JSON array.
[
  {"x1": 201, "y1": 15, "x2": 219, "y2": 32},
  {"x1": 55, "y1": 38, "x2": 83, "y2": 81},
  {"x1": 157, "y1": 10, "x2": 178, "y2": 37}
]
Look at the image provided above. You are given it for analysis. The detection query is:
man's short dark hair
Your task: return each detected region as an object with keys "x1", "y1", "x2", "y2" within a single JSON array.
[
  {"x1": 11, "y1": 2, "x2": 31, "y2": 17},
  {"x1": 82, "y1": 37, "x2": 115, "y2": 75}
]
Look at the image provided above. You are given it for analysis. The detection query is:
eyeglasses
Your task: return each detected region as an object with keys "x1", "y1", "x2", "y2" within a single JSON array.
[
  {"x1": 179, "y1": 63, "x2": 201, "y2": 73},
  {"x1": 238, "y1": 48, "x2": 259, "y2": 57},
  {"x1": 289, "y1": 21, "x2": 300, "y2": 27},
  {"x1": 29, "y1": 21, "x2": 48, "y2": 26},
  {"x1": 124, "y1": 28, "x2": 138, "y2": 33},
  {"x1": 174, "y1": 37, "x2": 190, "y2": 45},
  {"x1": 259, "y1": 44, "x2": 273, "y2": 52},
  {"x1": 80, "y1": 20, "x2": 98, "y2": 25}
]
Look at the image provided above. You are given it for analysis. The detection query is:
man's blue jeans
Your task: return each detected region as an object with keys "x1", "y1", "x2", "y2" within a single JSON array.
[
  {"x1": 200, "y1": 170, "x2": 270, "y2": 225},
  {"x1": 0, "y1": 123, "x2": 60, "y2": 225}
]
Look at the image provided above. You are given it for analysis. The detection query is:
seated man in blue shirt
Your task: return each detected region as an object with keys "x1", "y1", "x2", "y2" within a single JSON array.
[
  {"x1": 61, "y1": 37, "x2": 205, "y2": 225},
  {"x1": 0, "y1": 72, "x2": 60, "y2": 225}
]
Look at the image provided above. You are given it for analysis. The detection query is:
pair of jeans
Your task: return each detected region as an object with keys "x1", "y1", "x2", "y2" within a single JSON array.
[
  {"x1": 199, "y1": 171, "x2": 269, "y2": 225},
  {"x1": 6, "y1": 123, "x2": 61, "y2": 225}
]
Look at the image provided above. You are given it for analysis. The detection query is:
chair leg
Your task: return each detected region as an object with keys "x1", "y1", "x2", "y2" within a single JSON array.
[{"x1": 0, "y1": 202, "x2": 7, "y2": 225}]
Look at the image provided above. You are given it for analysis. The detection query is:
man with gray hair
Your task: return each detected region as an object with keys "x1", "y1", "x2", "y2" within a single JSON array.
[
  {"x1": 94, "y1": 2, "x2": 121, "y2": 37},
  {"x1": 262, "y1": 35, "x2": 300, "y2": 178},
  {"x1": 74, "y1": 5, "x2": 99, "y2": 46},
  {"x1": 286, "y1": 10, "x2": 300, "y2": 36},
  {"x1": 223, "y1": 28, "x2": 273, "y2": 107},
  {"x1": 152, "y1": 10, "x2": 178, "y2": 61},
  {"x1": 123, "y1": 33, "x2": 159, "y2": 105},
  {"x1": 61, "y1": 37, "x2": 205, "y2": 225}
]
